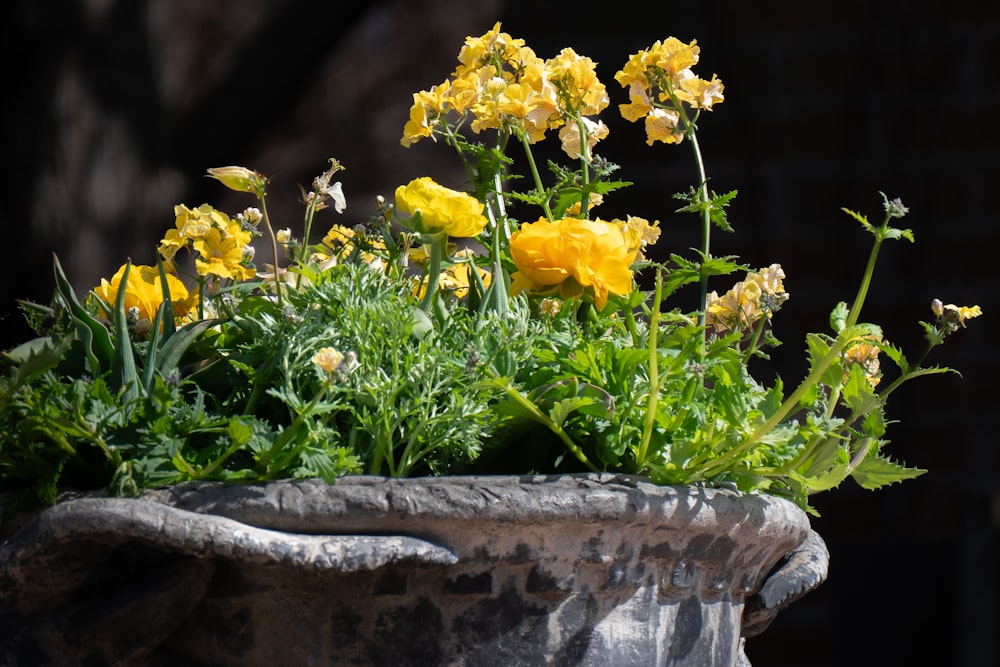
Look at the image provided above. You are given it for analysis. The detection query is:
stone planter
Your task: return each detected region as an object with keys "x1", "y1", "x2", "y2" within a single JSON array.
[{"x1": 1, "y1": 474, "x2": 827, "y2": 666}]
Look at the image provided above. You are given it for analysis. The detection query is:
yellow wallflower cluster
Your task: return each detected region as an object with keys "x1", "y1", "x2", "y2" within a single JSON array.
[
  {"x1": 614, "y1": 37, "x2": 724, "y2": 145},
  {"x1": 842, "y1": 334, "x2": 883, "y2": 388},
  {"x1": 509, "y1": 217, "x2": 639, "y2": 311},
  {"x1": 158, "y1": 204, "x2": 256, "y2": 282},
  {"x1": 314, "y1": 224, "x2": 387, "y2": 271},
  {"x1": 705, "y1": 264, "x2": 789, "y2": 334},
  {"x1": 401, "y1": 22, "x2": 609, "y2": 157}
]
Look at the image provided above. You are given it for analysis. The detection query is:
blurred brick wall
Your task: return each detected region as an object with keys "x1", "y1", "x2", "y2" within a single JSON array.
[{"x1": 3, "y1": 1, "x2": 998, "y2": 665}]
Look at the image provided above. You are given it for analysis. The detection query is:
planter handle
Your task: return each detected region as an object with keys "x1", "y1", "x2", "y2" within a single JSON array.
[{"x1": 741, "y1": 528, "x2": 830, "y2": 637}]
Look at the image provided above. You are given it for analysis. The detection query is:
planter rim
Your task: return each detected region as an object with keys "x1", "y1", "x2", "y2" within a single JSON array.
[{"x1": 137, "y1": 473, "x2": 813, "y2": 539}]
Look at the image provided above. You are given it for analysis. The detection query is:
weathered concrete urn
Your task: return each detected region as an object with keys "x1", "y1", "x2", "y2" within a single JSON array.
[{"x1": 1, "y1": 474, "x2": 828, "y2": 666}]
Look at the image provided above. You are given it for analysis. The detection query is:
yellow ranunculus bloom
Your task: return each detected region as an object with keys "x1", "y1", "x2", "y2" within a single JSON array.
[
  {"x1": 394, "y1": 177, "x2": 488, "y2": 238},
  {"x1": 93, "y1": 263, "x2": 194, "y2": 324},
  {"x1": 509, "y1": 217, "x2": 637, "y2": 311}
]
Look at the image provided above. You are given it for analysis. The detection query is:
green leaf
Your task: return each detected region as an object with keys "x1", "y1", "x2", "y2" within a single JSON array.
[
  {"x1": 841, "y1": 207, "x2": 873, "y2": 233},
  {"x1": 675, "y1": 189, "x2": 738, "y2": 232},
  {"x1": 109, "y1": 262, "x2": 140, "y2": 403},
  {"x1": 829, "y1": 302, "x2": 849, "y2": 334},
  {"x1": 2, "y1": 336, "x2": 74, "y2": 387},
  {"x1": 226, "y1": 417, "x2": 254, "y2": 447},
  {"x1": 852, "y1": 455, "x2": 926, "y2": 490},
  {"x1": 805, "y1": 333, "x2": 842, "y2": 390},
  {"x1": 155, "y1": 318, "x2": 220, "y2": 377},
  {"x1": 53, "y1": 254, "x2": 114, "y2": 376},
  {"x1": 841, "y1": 364, "x2": 879, "y2": 414}
]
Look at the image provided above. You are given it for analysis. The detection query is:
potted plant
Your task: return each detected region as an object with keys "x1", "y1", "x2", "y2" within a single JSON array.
[{"x1": 0, "y1": 24, "x2": 980, "y2": 666}]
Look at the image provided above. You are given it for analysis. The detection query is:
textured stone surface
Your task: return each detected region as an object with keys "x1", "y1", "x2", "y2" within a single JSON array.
[{"x1": 0, "y1": 475, "x2": 828, "y2": 665}]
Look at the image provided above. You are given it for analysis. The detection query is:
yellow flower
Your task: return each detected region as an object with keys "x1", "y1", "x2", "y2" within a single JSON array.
[
  {"x1": 510, "y1": 217, "x2": 637, "y2": 311},
  {"x1": 615, "y1": 37, "x2": 700, "y2": 90},
  {"x1": 545, "y1": 47, "x2": 609, "y2": 116},
  {"x1": 644, "y1": 108, "x2": 684, "y2": 145},
  {"x1": 558, "y1": 116, "x2": 609, "y2": 160},
  {"x1": 318, "y1": 224, "x2": 386, "y2": 269},
  {"x1": 675, "y1": 72, "x2": 725, "y2": 110},
  {"x1": 193, "y1": 226, "x2": 255, "y2": 281},
  {"x1": 93, "y1": 263, "x2": 194, "y2": 324},
  {"x1": 932, "y1": 300, "x2": 983, "y2": 334},
  {"x1": 619, "y1": 83, "x2": 654, "y2": 122},
  {"x1": 401, "y1": 80, "x2": 451, "y2": 147},
  {"x1": 312, "y1": 347, "x2": 345, "y2": 375},
  {"x1": 159, "y1": 203, "x2": 229, "y2": 263},
  {"x1": 843, "y1": 334, "x2": 883, "y2": 388},
  {"x1": 206, "y1": 166, "x2": 266, "y2": 195},
  {"x1": 947, "y1": 303, "x2": 982, "y2": 327},
  {"x1": 705, "y1": 265, "x2": 788, "y2": 334},
  {"x1": 616, "y1": 215, "x2": 661, "y2": 260},
  {"x1": 394, "y1": 177, "x2": 488, "y2": 238}
]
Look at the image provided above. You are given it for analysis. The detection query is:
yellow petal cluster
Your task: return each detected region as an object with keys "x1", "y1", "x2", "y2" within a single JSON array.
[
  {"x1": 92, "y1": 263, "x2": 195, "y2": 324},
  {"x1": 159, "y1": 203, "x2": 255, "y2": 281},
  {"x1": 843, "y1": 334, "x2": 883, "y2": 388},
  {"x1": 400, "y1": 22, "x2": 610, "y2": 157},
  {"x1": 510, "y1": 217, "x2": 638, "y2": 311},
  {"x1": 394, "y1": 177, "x2": 487, "y2": 238},
  {"x1": 706, "y1": 264, "x2": 788, "y2": 334},
  {"x1": 615, "y1": 37, "x2": 724, "y2": 145},
  {"x1": 315, "y1": 224, "x2": 386, "y2": 270}
]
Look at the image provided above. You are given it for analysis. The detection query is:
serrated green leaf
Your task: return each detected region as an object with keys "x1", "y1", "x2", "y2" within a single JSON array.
[
  {"x1": 852, "y1": 455, "x2": 926, "y2": 490},
  {"x1": 3, "y1": 336, "x2": 75, "y2": 387},
  {"x1": 842, "y1": 364, "x2": 879, "y2": 414},
  {"x1": 800, "y1": 463, "x2": 851, "y2": 492},
  {"x1": 226, "y1": 417, "x2": 253, "y2": 446},
  {"x1": 841, "y1": 207, "x2": 873, "y2": 232}
]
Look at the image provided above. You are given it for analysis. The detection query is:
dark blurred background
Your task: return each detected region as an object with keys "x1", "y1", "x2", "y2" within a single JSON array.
[{"x1": 3, "y1": 1, "x2": 997, "y2": 665}]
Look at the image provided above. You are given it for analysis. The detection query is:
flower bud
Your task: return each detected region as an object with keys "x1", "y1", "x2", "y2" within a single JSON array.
[{"x1": 207, "y1": 166, "x2": 265, "y2": 195}]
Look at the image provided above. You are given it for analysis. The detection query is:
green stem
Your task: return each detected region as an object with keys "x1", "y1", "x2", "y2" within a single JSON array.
[
  {"x1": 520, "y1": 134, "x2": 554, "y2": 220},
  {"x1": 258, "y1": 196, "x2": 283, "y2": 307},
  {"x1": 255, "y1": 384, "x2": 328, "y2": 472},
  {"x1": 636, "y1": 269, "x2": 664, "y2": 466},
  {"x1": 845, "y1": 218, "x2": 889, "y2": 329},
  {"x1": 495, "y1": 377, "x2": 600, "y2": 473},
  {"x1": 687, "y1": 128, "x2": 711, "y2": 329},
  {"x1": 418, "y1": 231, "x2": 447, "y2": 313},
  {"x1": 698, "y1": 338, "x2": 850, "y2": 479},
  {"x1": 824, "y1": 215, "x2": 889, "y2": 418},
  {"x1": 296, "y1": 197, "x2": 319, "y2": 291},
  {"x1": 575, "y1": 116, "x2": 591, "y2": 218}
]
